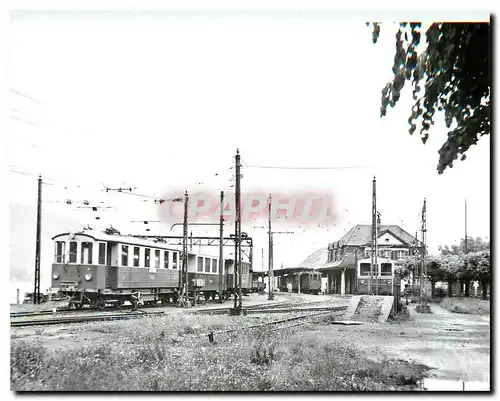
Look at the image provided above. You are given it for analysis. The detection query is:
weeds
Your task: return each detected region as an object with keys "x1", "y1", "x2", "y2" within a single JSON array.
[
  {"x1": 440, "y1": 297, "x2": 490, "y2": 315},
  {"x1": 11, "y1": 312, "x2": 430, "y2": 391}
]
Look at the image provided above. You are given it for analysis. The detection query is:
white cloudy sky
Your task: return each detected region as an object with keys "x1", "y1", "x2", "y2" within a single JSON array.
[{"x1": 7, "y1": 10, "x2": 491, "y2": 272}]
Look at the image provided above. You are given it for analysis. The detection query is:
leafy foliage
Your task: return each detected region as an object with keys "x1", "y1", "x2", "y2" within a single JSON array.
[{"x1": 369, "y1": 22, "x2": 490, "y2": 174}]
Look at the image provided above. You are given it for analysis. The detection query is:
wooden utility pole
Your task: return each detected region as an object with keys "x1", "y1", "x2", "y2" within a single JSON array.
[
  {"x1": 178, "y1": 191, "x2": 189, "y2": 306},
  {"x1": 234, "y1": 149, "x2": 242, "y2": 309},
  {"x1": 33, "y1": 175, "x2": 42, "y2": 304},
  {"x1": 370, "y1": 176, "x2": 377, "y2": 295},
  {"x1": 268, "y1": 194, "x2": 274, "y2": 300},
  {"x1": 420, "y1": 198, "x2": 427, "y2": 306},
  {"x1": 465, "y1": 199, "x2": 468, "y2": 254},
  {"x1": 218, "y1": 191, "x2": 224, "y2": 302}
]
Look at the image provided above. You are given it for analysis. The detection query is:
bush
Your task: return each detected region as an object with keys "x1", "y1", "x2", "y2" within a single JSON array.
[{"x1": 440, "y1": 297, "x2": 490, "y2": 315}]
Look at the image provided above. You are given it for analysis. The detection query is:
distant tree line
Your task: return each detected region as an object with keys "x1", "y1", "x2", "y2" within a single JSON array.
[{"x1": 396, "y1": 237, "x2": 490, "y2": 299}]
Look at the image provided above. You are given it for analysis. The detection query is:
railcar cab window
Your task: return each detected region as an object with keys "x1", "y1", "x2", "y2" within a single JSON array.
[
  {"x1": 69, "y1": 241, "x2": 77, "y2": 263},
  {"x1": 381, "y1": 263, "x2": 392, "y2": 276},
  {"x1": 197, "y1": 257, "x2": 203, "y2": 272},
  {"x1": 205, "y1": 258, "x2": 210, "y2": 273},
  {"x1": 212, "y1": 258, "x2": 217, "y2": 273},
  {"x1": 81, "y1": 242, "x2": 93, "y2": 264},
  {"x1": 133, "y1": 247, "x2": 140, "y2": 267},
  {"x1": 145, "y1": 248, "x2": 151, "y2": 268},
  {"x1": 155, "y1": 250, "x2": 160, "y2": 269},
  {"x1": 172, "y1": 253, "x2": 178, "y2": 269},
  {"x1": 55, "y1": 241, "x2": 66, "y2": 263},
  {"x1": 164, "y1": 251, "x2": 169, "y2": 269},
  {"x1": 121, "y1": 245, "x2": 129, "y2": 266},
  {"x1": 98, "y1": 243, "x2": 106, "y2": 265},
  {"x1": 360, "y1": 263, "x2": 371, "y2": 276}
]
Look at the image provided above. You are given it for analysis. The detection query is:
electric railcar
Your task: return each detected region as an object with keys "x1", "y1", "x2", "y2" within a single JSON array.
[
  {"x1": 356, "y1": 258, "x2": 399, "y2": 295},
  {"x1": 278, "y1": 272, "x2": 322, "y2": 294},
  {"x1": 51, "y1": 228, "x2": 252, "y2": 309}
]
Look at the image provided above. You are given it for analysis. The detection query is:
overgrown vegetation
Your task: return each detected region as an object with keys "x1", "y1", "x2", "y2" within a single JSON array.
[
  {"x1": 11, "y1": 314, "x2": 430, "y2": 391},
  {"x1": 396, "y1": 237, "x2": 490, "y2": 299},
  {"x1": 440, "y1": 297, "x2": 490, "y2": 315}
]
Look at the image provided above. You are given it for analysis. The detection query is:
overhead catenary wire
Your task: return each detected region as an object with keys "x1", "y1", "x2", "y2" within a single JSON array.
[{"x1": 243, "y1": 164, "x2": 372, "y2": 171}]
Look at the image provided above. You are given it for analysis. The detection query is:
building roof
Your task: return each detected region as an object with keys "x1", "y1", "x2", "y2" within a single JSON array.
[
  {"x1": 334, "y1": 225, "x2": 419, "y2": 247},
  {"x1": 298, "y1": 247, "x2": 328, "y2": 269}
]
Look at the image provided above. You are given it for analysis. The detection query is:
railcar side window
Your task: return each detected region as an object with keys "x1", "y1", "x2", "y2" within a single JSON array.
[
  {"x1": 197, "y1": 257, "x2": 203, "y2": 272},
  {"x1": 98, "y1": 243, "x2": 106, "y2": 265},
  {"x1": 172, "y1": 253, "x2": 178, "y2": 269},
  {"x1": 205, "y1": 258, "x2": 210, "y2": 273},
  {"x1": 81, "y1": 242, "x2": 93, "y2": 264},
  {"x1": 133, "y1": 247, "x2": 140, "y2": 267},
  {"x1": 164, "y1": 251, "x2": 169, "y2": 269},
  {"x1": 145, "y1": 248, "x2": 151, "y2": 268},
  {"x1": 69, "y1": 241, "x2": 77, "y2": 263},
  {"x1": 55, "y1": 241, "x2": 66, "y2": 263},
  {"x1": 121, "y1": 245, "x2": 129, "y2": 266},
  {"x1": 155, "y1": 250, "x2": 160, "y2": 269},
  {"x1": 212, "y1": 258, "x2": 217, "y2": 273}
]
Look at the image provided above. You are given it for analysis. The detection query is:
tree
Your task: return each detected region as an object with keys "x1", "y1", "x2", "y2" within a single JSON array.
[
  {"x1": 463, "y1": 249, "x2": 490, "y2": 299},
  {"x1": 369, "y1": 22, "x2": 490, "y2": 174}
]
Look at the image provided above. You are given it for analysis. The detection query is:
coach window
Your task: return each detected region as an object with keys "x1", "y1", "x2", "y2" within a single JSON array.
[
  {"x1": 197, "y1": 257, "x2": 203, "y2": 272},
  {"x1": 155, "y1": 250, "x2": 160, "y2": 269},
  {"x1": 164, "y1": 251, "x2": 169, "y2": 269},
  {"x1": 55, "y1": 241, "x2": 66, "y2": 263},
  {"x1": 121, "y1": 245, "x2": 129, "y2": 266},
  {"x1": 81, "y1": 242, "x2": 93, "y2": 264},
  {"x1": 212, "y1": 259, "x2": 217, "y2": 273},
  {"x1": 205, "y1": 258, "x2": 211, "y2": 273},
  {"x1": 172, "y1": 253, "x2": 178, "y2": 269},
  {"x1": 69, "y1": 241, "x2": 77, "y2": 263},
  {"x1": 145, "y1": 248, "x2": 151, "y2": 268},
  {"x1": 133, "y1": 247, "x2": 140, "y2": 267},
  {"x1": 98, "y1": 243, "x2": 106, "y2": 265}
]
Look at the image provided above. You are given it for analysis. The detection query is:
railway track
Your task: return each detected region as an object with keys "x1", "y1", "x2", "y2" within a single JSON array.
[
  {"x1": 11, "y1": 297, "x2": 335, "y2": 319},
  {"x1": 11, "y1": 302, "x2": 348, "y2": 328}
]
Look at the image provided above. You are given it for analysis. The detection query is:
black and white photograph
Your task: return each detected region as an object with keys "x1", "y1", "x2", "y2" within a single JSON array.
[{"x1": 6, "y1": 2, "x2": 491, "y2": 393}]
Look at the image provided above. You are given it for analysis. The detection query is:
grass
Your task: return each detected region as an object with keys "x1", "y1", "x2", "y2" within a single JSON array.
[
  {"x1": 11, "y1": 313, "x2": 430, "y2": 391},
  {"x1": 440, "y1": 297, "x2": 490, "y2": 315}
]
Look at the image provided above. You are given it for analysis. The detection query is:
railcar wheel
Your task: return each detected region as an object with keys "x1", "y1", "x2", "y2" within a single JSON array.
[
  {"x1": 161, "y1": 297, "x2": 169, "y2": 305},
  {"x1": 96, "y1": 299, "x2": 106, "y2": 310},
  {"x1": 74, "y1": 302, "x2": 84, "y2": 310}
]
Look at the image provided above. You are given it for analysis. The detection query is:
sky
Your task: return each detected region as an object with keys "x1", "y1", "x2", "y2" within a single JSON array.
[{"x1": 7, "y1": 10, "x2": 491, "y2": 278}]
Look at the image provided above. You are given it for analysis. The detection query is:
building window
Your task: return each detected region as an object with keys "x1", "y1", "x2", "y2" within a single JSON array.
[
  {"x1": 364, "y1": 249, "x2": 371, "y2": 259},
  {"x1": 133, "y1": 247, "x2": 140, "y2": 267},
  {"x1": 212, "y1": 258, "x2": 217, "y2": 273},
  {"x1": 172, "y1": 253, "x2": 178, "y2": 269},
  {"x1": 55, "y1": 241, "x2": 66, "y2": 263},
  {"x1": 198, "y1": 257, "x2": 203, "y2": 272},
  {"x1": 69, "y1": 241, "x2": 77, "y2": 263},
  {"x1": 205, "y1": 258, "x2": 211, "y2": 273},
  {"x1": 145, "y1": 248, "x2": 151, "y2": 267},
  {"x1": 121, "y1": 245, "x2": 129, "y2": 266},
  {"x1": 381, "y1": 263, "x2": 392, "y2": 276},
  {"x1": 98, "y1": 243, "x2": 106, "y2": 265},
  {"x1": 155, "y1": 250, "x2": 160, "y2": 269},
  {"x1": 164, "y1": 251, "x2": 169, "y2": 269}
]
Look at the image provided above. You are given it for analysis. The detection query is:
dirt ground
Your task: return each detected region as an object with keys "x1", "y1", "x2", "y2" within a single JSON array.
[{"x1": 324, "y1": 303, "x2": 490, "y2": 383}]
